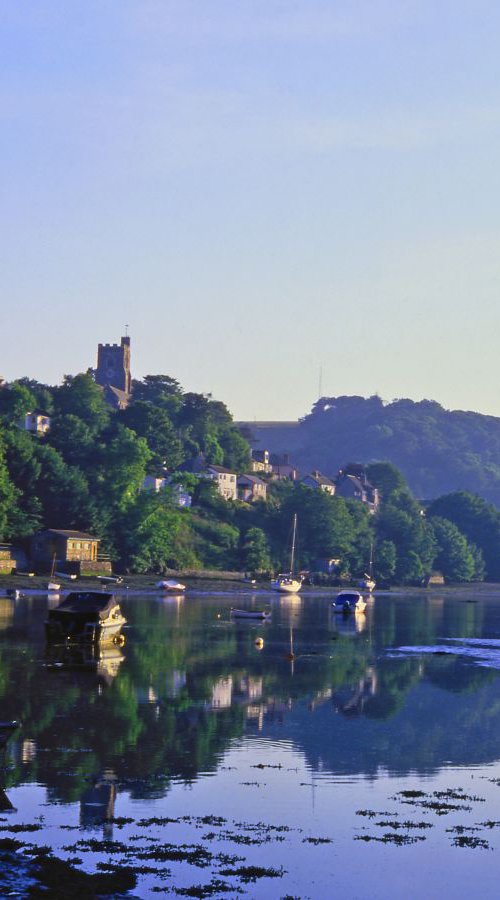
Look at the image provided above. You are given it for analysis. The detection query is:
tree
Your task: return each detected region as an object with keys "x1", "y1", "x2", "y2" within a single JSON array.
[
  {"x1": 119, "y1": 402, "x2": 184, "y2": 470},
  {"x1": 92, "y1": 424, "x2": 152, "y2": 516},
  {"x1": 122, "y1": 495, "x2": 199, "y2": 573},
  {"x1": 54, "y1": 374, "x2": 110, "y2": 432},
  {"x1": 427, "y1": 492, "x2": 500, "y2": 581},
  {"x1": 366, "y1": 462, "x2": 407, "y2": 500},
  {"x1": 374, "y1": 540, "x2": 397, "y2": 583},
  {"x1": 241, "y1": 528, "x2": 271, "y2": 572},
  {"x1": 0, "y1": 382, "x2": 37, "y2": 423},
  {"x1": 0, "y1": 434, "x2": 18, "y2": 539},
  {"x1": 429, "y1": 517, "x2": 476, "y2": 582}
]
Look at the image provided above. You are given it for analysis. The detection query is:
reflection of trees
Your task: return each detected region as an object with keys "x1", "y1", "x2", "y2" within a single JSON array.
[{"x1": 0, "y1": 592, "x2": 500, "y2": 796}]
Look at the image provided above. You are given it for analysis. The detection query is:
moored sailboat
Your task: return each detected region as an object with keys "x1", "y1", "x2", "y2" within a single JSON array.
[
  {"x1": 359, "y1": 542, "x2": 376, "y2": 593},
  {"x1": 271, "y1": 514, "x2": 302, "y2": 593}
]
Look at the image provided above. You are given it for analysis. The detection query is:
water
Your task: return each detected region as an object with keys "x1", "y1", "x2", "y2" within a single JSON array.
[{"x1": 2, "y1": 587, "x2": 500, "y2": 897}]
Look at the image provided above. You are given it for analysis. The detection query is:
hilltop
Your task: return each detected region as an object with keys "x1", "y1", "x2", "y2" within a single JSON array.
[{"x1": 241, "y1": 395, "x2": 500, "y2": 507}]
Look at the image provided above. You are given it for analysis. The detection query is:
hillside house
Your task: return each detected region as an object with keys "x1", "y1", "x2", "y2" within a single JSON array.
[
  {"x1": 18, "y1": 412, "x2": 51, "y2": 435},
  {"x1": 250, "y1": 449, "x2": 272, "y2": 474},
  {"x1": 301, "y1": 471, "x2": 336, "y2": 495},
  {"x1": 237, "y1": 474, "x2": 268, "y2": 503},
  {"x1": 269, "y1": 453, "x2": 300, "y2": 481},
  {"x1": 335, "y1": 466, "x2": 379, "y2": 513},
  {"x1": 206, "y1": 465, "x2": 238, "y2": 501},
  {"x1": 141, "y1": 475, "x2": 192, "y2": 507}
]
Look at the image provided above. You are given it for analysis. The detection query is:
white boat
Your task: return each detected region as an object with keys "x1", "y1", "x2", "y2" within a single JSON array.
[
  {"x1": 333, "y1": 590, "x2": 367, "y2": 614},
  {"x1": 45, "y1": 591, "x2": 127, "y2": 643},
  {"x1": 55, "y1": 571, "x2": 77, "y2": 581},
  {"x1": 271, "y1": 514, "x2": 302, "y2": 594},
  {"x1": 231, "y1": 608, "x2": 271, "y2": 620},
  {"x1": 47, "y1": 581, "x2": 61, "y2": 592},
  {"x1": 156, "y1": 580, "x2": 186, "y2": 592},
  {"x1": 359, "y1": 542, "x2": 376, "y2": 593}
]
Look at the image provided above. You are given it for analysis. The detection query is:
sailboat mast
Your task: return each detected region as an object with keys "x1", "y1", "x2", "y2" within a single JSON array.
[{"x1": 290, "y1": 514, "x2": 297, "y2": 575}]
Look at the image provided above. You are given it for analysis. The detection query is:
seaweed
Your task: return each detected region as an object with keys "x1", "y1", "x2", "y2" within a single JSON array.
[{"x1": 219, "y1": 864, "x2": 285, "y2": 882}]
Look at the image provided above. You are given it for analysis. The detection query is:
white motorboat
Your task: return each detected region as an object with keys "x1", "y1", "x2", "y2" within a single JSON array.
[
  {"x1": 156, "y1": 580, "x2": 186, "y2": 592},
  {"x1": 271, "y1": 514, "x2": 302, "y2": 594},
  {"x1": 45, "y1": 591, "x2": 127, "y2": 643},
  {"x1": 333, "y1": 590, "x2": 367, "y2": 614}
]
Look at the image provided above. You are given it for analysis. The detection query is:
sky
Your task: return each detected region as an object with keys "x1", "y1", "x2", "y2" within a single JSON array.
[{"x1": 2, "y1": 0, "x2": 500, "y2": 421}]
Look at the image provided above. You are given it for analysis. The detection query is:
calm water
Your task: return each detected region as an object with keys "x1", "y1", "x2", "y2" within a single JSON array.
[{"x1": 2, "y1": 587, "x2": 500, "y2": 897}]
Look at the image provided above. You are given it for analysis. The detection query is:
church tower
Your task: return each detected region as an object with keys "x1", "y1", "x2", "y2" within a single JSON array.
[{"x1": 95, "y1": 336, "x2": 131, "y2": 407}]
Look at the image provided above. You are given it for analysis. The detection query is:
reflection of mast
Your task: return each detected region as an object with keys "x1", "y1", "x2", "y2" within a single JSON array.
[{"x1": 288, "y1": 626, "x2": 295, "y2": 676}]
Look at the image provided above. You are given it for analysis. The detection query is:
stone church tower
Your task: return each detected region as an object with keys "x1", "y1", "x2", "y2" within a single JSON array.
[{"x1": 95, "y1": 336, "x2": 131, "y2": 408}]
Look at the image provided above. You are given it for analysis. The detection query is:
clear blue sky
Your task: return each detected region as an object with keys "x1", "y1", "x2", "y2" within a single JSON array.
[{"x1": 2, "y1": 1, "x2": 500, "y2": 420}]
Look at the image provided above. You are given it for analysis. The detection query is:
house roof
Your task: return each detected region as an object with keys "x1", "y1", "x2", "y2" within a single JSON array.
[
  {"x1": 40, "y1": 529, "x2": 100, "y2": 541},
  {"x1": 207, "y1": 464, "x2": 236, "y2": 475},
  {"x1": 304, "y1": 471, "x2": 335, "y2": 487},
  {"x1": 238, "y1": 474, "x2": 266, "y2": 485}
]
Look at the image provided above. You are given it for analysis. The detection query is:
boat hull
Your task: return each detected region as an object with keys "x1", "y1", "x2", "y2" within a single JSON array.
[
  {"x1": 231, "y1": 609, "x2": 271, "y2": 619},
  {"x1": 333, "y1": 591, "x2": 367, "y2": 614},
  {"x1": 271, "y1": 578, "x2": 302, "y2": 594}
]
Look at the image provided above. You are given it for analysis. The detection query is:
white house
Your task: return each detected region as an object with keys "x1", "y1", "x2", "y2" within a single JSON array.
[
  {"x1": 19, "y1": 412, "x2": 51, "y2": 435},
  {"x1": 301, "y1": 470, "x2": 336, "y2": 495},
  {"x1": 206, "y1": 465, "x2": 238, "y2": 501}
]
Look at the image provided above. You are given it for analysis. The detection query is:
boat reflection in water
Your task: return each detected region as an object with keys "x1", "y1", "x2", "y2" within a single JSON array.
[
  {"x1": 46, "y1": 640, "x2": 125, "y2": 685},
  {"x1": 45, "y1": 592, "x2": 127, "y2": 644},
  {"x1": 80, "y1": 769, "x2": 117, "y2": 835}
]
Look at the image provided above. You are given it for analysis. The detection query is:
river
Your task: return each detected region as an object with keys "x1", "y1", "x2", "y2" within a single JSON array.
[{"x1": 1, "y1": 586, "x2": 500, "y2": 897}]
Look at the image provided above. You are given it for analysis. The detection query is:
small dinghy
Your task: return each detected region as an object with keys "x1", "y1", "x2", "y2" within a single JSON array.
[
  {"x1": 230, "y1": 608, "x2": 271, "y2": 620},
  {"x1": 333, "y1": 590, "x2": 367, "y2": 614},
  {"x1": 156, "y1": 580, "x2": 186, "y2": 592}
]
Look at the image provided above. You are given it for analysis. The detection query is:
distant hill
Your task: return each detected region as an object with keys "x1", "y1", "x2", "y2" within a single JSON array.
[{"x1": 240, "y1": 395, "x2": 500, "y2": 506}]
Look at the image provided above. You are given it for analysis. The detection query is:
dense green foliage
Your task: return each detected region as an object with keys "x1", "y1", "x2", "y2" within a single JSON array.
[
  {"x1": 0, "y1": 376, "x2": 498, "y2": 582},
  {"x1": 249, "y1": 395, "x2": 500, "y2": 507}
]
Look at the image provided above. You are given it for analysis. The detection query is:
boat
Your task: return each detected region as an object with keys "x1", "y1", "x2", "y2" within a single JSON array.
[
  {"x1": 271, "y1": 514, "x2": 302, "y2": 594},
  {"x1": 45, "y1": 591, "x2": 127, "y2": 643},
  {"x1": 230, "y1": 608, "x2": 271, "y2": 620},
  {"x1": 333, "y1": 590, "x2": 367, "y2": 614},
  {"x1": 55, "y1": 571, "x2": 77, "y2": 581},
  {"x1": 156, "y1": 579, "x2": 186, "y2": 592},
  {"x1": 97, "y1": 575, "x2": 124, "y2": 585},
  {"x1": 46, "y1": 554, "x2": 61, "y2": 593},
  {"x1": 359, "y1": 542, "x2": 376, "y2": 593}
]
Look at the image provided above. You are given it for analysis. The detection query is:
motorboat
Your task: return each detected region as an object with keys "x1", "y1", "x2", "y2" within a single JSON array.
[
  {"x1": 45, "y1": 591, "x2": 127, "y2": 643},
  {"x1": 271, "y1": 514, "x2": 302, "y2": 594},
  {"x1": 333, "y1": 590, "x2": 367, "y2": 614},
  {"x1": 156, "y1": 579, "x2": 186, "y2": 592},
  {"x1": 230, "y1": 608, "x2": 271, "y2": 620}
]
